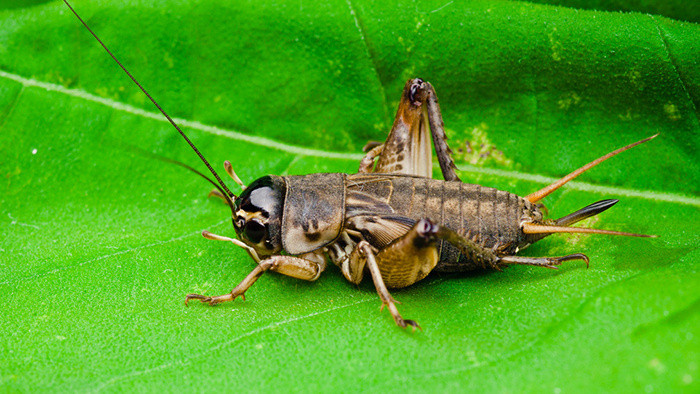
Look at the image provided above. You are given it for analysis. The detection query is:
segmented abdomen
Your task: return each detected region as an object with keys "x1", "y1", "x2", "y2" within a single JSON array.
[{"x1": 346, "y1": 174, "x2": 539, "y2": 271}]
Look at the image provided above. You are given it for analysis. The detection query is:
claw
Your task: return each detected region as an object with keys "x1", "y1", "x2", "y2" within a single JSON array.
[
  {"x1": 185, "y1": 293, "x2": 212, "y2": 306},
  {"x1": 383, "y1": 300, "x2": 420, "y2": 331},
  {"x1": 403, "y1": 319, "x2": 422, "y2": 332},
  {"x1": 552, "y1": 253, "x2": 590, "y2": 268},
  {"x1": 184, "y1": 291, "x2": 241, "y2": 306},
  {"x1": 571, "y1": 253, "x2": 590, "y2": 268},
  {"x1": 395, "y1": 316, "x2": 422, "y2": 331}
]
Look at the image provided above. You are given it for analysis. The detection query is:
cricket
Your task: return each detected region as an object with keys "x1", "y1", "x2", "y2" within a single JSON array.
[{"x1": 64, "y1": 0, "x2": 655, "y2": 330}]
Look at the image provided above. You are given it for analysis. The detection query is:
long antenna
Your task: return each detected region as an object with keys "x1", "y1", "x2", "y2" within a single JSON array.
[{"x1": 62, "y1": 0, "x2": 236, "y2": 199}]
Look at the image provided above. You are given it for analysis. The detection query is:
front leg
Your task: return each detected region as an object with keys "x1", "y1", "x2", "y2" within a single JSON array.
[{"x1": 185, "y1": 254, "x2": 324, "y2": 306}]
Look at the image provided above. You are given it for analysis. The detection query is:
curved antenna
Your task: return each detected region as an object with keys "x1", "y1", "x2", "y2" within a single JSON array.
[{"x1": 63, "y1": 0, "x2": 236, "y2": 199}]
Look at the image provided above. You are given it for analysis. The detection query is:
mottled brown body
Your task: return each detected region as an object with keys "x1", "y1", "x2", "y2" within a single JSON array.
[
  {"x1": 281, "y1": 173, "x2": 345, "y2": 255},
  {"x1": 178, "y1": 78, "x2": 652, "y2": 329}
]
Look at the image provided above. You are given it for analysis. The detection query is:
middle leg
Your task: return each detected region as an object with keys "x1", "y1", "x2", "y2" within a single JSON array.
[
  {"x1": 349, "y1": 218, "x2": 442, "y2": 330},
  {"x1": 357, "y1": 241, "x2": 421, "y2": 331}
]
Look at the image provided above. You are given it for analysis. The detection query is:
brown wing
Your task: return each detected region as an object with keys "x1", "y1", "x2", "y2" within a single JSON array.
[
  {"x1": 345, "y1": 173, "x2": 417, "y2": 248},
  {"x1": 346, "y1": 214, "x2": 416, "y2": 249}
]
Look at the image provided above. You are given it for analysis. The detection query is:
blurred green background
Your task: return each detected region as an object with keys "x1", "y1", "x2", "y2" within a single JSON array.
[{"x1": 0, "y1": 0, "x2": 698, "y2": 391}]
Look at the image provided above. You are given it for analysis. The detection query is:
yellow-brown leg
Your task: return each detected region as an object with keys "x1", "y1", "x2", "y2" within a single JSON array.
[
  {"x1": 185, "y1": 255, "x2": 324, "y2": 306},
  {"x1": 374, "y1": 218, "x2": 440, "y2": 289}
]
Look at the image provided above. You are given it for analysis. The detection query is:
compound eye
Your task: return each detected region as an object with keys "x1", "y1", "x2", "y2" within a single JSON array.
[{"x1": 243, "y1": 220, "x2": 266, "y2": 244}]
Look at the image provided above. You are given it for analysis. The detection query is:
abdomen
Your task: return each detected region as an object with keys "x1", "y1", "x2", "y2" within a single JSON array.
[{"x1": 346, "y1": 174, "x2": 539, "y2": 272}]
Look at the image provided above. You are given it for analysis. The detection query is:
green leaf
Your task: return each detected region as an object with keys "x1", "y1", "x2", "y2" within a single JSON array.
[
  {"x1": 519, "y1": 0, "x2": 700, "y2": 24},
  {"x1": 1, "y1": 0, "x2": 698, "y2": 391}
]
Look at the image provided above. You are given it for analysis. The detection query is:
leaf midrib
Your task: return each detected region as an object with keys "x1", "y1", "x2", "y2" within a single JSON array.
[{"x1": 3, "y1": 68, "x2": 697, "y2": 207}]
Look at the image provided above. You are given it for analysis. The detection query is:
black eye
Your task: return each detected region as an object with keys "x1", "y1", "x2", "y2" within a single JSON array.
[
  {"x1": 244, "y1": 220, "x2": 266, "y2": 244},
  {"x1": 235, "y1": 176, "x2": 277, "y2": 218}
]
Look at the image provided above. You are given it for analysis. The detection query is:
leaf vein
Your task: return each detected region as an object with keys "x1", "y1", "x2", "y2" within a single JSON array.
[
  {"x1": 649, "y1": 15, "x2": 699, "y2": 123},
  {"x1": 0, "y1": 82, "x2": 25, "y2": 134},
  {"x1": 1, "y1": 69, "x2": 696, "y2": 206},
  {"x1": 345, "y1": 0, "x2": 391, "y2": 125},
  {"x1": 0, "y1": 220, "x2": 227, "y2": 286}
]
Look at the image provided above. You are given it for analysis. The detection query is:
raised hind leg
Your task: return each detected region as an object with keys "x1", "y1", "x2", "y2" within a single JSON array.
[{"x1": 359, "y1": 78, "x2": 460, "y2": 181}]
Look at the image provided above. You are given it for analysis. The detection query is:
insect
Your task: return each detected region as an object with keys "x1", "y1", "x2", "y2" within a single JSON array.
[{"x1": 65, "y1": 1, "x2": 655, "y2": 330}]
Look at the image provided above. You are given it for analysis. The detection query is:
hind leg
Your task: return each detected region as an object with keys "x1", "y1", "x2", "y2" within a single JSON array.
[
  {"x1": 430, "y1": 221, "x2": 589, "y2": 271},
  {"x1": 499, "y1": 254, "x2": 589, "y2": 269},
  {"x1": 359, "y1": 78, "x2": 460, "y2": 181}
]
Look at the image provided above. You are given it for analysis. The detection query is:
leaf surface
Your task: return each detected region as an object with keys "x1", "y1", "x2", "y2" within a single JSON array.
[{"x1": 0, "y1": 0, "x2": 698, "y2": 392}]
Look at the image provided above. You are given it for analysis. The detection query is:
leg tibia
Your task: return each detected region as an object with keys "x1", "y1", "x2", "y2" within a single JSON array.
[
  {"x1": 358, "y1": 241, "x2": 420, "y2": 331},
  {"x1": 500, "y1": 253, "x2": 589, "y2": 269},
  {"x1": 185, "y1": 255, "x2": 324, "y2": 306}
]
